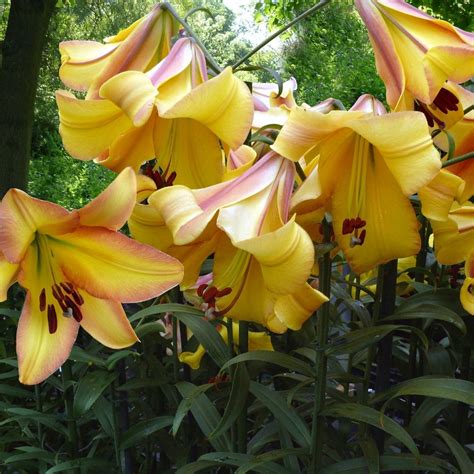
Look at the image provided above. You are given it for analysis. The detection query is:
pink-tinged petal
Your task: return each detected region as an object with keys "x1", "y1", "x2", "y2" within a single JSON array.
[
  {"x1": 350, "y1": 94, "x2": 387, "y2": 115},
  {"x1": 17, "y1": 291, "x2": 79, "y2": 385},
  {"x1": 59, "y1": 40, "x2": 119, "y2": 91},
  {"x1": 149, "y1": 152, "x2": 282, "y2": 245},
  {"x1": 99, "y1": 71, "x2": 158, "y2": 127},
  {"x1": 274, "y1": 283, "x2": 328, "y2": 331},
  {"x1": 56, "y1": 90, "x2": 132, "y2": 160},
  {"x1": 79, "y1": 292, "x2": 138, "y2": 348},
  {"x1": 79, "y1": 168, "x2": 136, "y2": 230},
  {"x1": 100, "y1": 112, "x2": 156, "y2": 172},
  {"x1": 0, "y1": 189, "x2": 78, "y2": 263},
  {"x1": 227, "y1": 145, "x2": 256, "y2": 172},
  {"x1": 50, "y1": 227, "x2": 183, "y2": 303},
  {"x1": 354, "y1": 0, "x2": 405, "y2": 108},
  {"x1": 87, "y1": 6, "x2": 179, "y2": 98},
  {"x1": 419, "y1": 170, "x2": 465, "y2": 221},
  {"x1": 0, "y1": 252, "x2": 19, "y2": 301},
  {"x1": 157, "y1": 67, "x2": 253, "y2": 150},
  {"x1": 272, "y1": 107, "x2": 363, "y2": 162}
]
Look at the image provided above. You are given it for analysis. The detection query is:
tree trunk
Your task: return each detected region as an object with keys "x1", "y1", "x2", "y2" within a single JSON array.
[{"x1": 0, "y1": 0, "x2": 56, "y2": 198}]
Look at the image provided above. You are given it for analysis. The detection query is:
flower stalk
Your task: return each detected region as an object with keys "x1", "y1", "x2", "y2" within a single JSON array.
[{"x1": 310, "y1": 219, "x2": 332, "y2": 472}]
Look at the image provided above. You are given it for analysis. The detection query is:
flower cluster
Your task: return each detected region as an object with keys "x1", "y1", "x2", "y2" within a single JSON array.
[{"x1": 1, "y1": 1, "x2": 473, "y2": 384}]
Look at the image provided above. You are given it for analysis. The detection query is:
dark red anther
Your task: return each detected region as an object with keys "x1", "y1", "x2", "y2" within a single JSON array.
[
  {"x1": 359, "y1": 229, "x2": 367, "y2": 245},
  {"x1": 342, "y1": 218, "x2": 353, "y2": 235},
  {"x1": 72, "y1": 290, "x2": 84, "y2": 306},
  {"x1": 433, "y1": 87, "x2": 459, "y2": 113},
  {"x1": 216, "y1": 287, "x2": 232, "y2": 298},
  {"x1": 353, "y1": 217, "x2": 366, "y2": 229},
  {"x1": 197, "y1": 283, "x2": 208, "y2": 297},
  {"x1": 203, "y1": 286, "x2": 219, "y2": 303},
  {"x1": 47, "y1": 304, "x2": 58, "y2": 334},
  {"x1": 57, "y1": 298, "x2": 69, "y2": 312},
  {"x1": 60, "y1": 282, "x2": 74, "y2": 294},
  {"x1": 52, "y1": 284, "x2": 64, "y2": 302},
  {"x1": 166, "y1": 171, "x2": 177, "y2": 186},
  {"x1": 71, "y1": 304, "x2": 83, "y2": 323},
  {"x1": 39, "y1": 288, "x2": 46, "y2": 312}
]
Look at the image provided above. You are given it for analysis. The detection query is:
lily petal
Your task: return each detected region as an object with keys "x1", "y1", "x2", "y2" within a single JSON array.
[
  {"x1": 56, "y1": 90, "x2": 132, "y2": 160},
  {"x1": 157, "y1": 67, "x2": 253, "y2": 150},
  {"x1": 79, "y1": 292, "x2": 138, "y2": 348},
  {"x1": 419, "y1": 170, "x2": 465, "y2": 221},
  {"x1": 17, "y1": 292, "x2": 79, "y2": 385},
  {"x1": 460, "y1": 256, "x2": 474, "y2": 315},
  {"x1": 50, "y1": 227, "x2": 183, "y2": 303},
  {"x1": 0, "y1": 252, "x2": 19, "y2": 301},
  {"x1": 79, "y1": 168, "x2": 136, "y2": 230},
  {"x1": 274, "y1": 283, "x2": 328, "y2": 331},
  {"x1": 0, "y1": 189, "x2": 78, "y2": 263}
]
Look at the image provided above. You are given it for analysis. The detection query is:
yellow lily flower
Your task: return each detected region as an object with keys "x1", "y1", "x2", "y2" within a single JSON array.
[
  {"x1": 149, "y1": 151, "x2": 328, "y2": 332},
  {"x1": 59, "y1": 5, "x2": 179, "y2": 98},
  {"x1": 179, "y1": 318, "x2": 274, "y2": 370},
  {"x1": 272, "y1": 94, "x2": 441, "y2": 274},
  {"x1": 0, "y1": 169, "x2": 183, "y2": 385},
  {"x1": 431, "y1": 202, "x2": 474, "y2": 265},
  {"x1": 57, "y1": 37, "x2": 253, "y2": 188},
  {"x1": 354, "y1": 0, "x2": 474, "y2": 111},
  {"x1": 460, "y1": 254, "x2": 474, "y2": 315}
]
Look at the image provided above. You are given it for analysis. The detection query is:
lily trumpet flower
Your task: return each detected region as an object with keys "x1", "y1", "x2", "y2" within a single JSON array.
[
  {"x1": 0, "y1": 169, "x2": 183, "y2": 385},
  {"x1": 149, "y1": 151, "x2": 328, "y2": 333},
  {"x1": 57, "y1": 37, "x2": 253, "y2": 188},
  {"x1": 354, "y1": 0, "x2": 474, "y2": 112},
  {"x1": 461, "y1": 254, "x2": 474, "y2": 315},
  {"x1": 273, "y1": 94, "x2": 441, "y2": 274},
  {"x1": 59, "y1": 4, "x2": 179, "y2": 98}
]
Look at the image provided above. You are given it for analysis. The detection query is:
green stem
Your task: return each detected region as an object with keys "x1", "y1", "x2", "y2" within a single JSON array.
[
  {"x1": 62, "y1": 362, "x2": 79, "y2": 468},
  {"x1": 231, "y1": 0, "x2": 331, "y2": 70},
  {"x1": 161, "y1": 2, "x2": 222, "y2": 74},
  {"x1": 227, "y1": 318, "x2": 237, "y2": 452},
  {"x1": 110, "y1": 381, "x2": 123, "y2": 473},
  {"x1": 172, "y1": 316, "x2": 179, "y2": 382},
  {"x1": 310, "y1": 220, "x2": 332, "y2": 472},
  {"x1": 442, "y1": 151, "x2": 474, "y2": 168},
  {"x1": 238, "y1": 320, "x2": 249, "y2": 453}
]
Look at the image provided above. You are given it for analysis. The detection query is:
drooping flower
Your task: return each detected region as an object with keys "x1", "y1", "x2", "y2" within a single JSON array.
[
  {"x1": 272, "y1": 94, "x2": 441, "y2": 274},
  {"x1": 57, "y1": 37, "x2": 254, "y2": 188},
  {"x1": 59, "y1": 5, "x2": 179, "y2": 98},
  {"x1": 179, "y1": 318, "x2": 274, "y2": 370},
  {"x1": 0, "y1": 169, "x2": 183, "y2": 384},
  {"x1": 355, "y1": 0, "x2": 474, "y2": 111},
  {"x1": 148, "y1": 151, "x2": 328, "y2": 332}
]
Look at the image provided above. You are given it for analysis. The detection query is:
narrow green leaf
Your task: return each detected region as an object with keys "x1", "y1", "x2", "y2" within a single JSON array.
[
  {"x1": 68, "y1": 346, "x2": 105, "y2": 367},
  {"x1": 129, "y1": 303, "x2": 203, "y2": 324},
  {"x1": 359, "y1": 438, "x2": 379, "y2": 474},
  {"x1": 105, "y1": 350, "x2": 137, "y2": 370},
  {"x1": 176, "y1": 381, "x2": 232, "y2": 452},
  {"x1": 0, "y1": 383, "x2": 32, "y2": 398},
  {"x1": 220, "y1": 350, "x2": 314, "y2": 377},
  {"x1": 173, "y1": 313, "x2": 229, "y2": 368},
  {"x1": 322, "y1": 403, "x2": 419, "y2": 456},
  {"x1": 210, "y1": 363, "x2": 249, "y2": 439},
  {"x1": 198, "y1": 452, "x2": 288, "y2": 473},
  {"x1": 435, "y1": 429, "x2": 473, "y2": 474},
  {"x1": 386, "y1": 303, "x2": 466, "y2": 334},
  {"x1": 236, "y1": 448, "x2": 306, "y2": 473},
  {"x1": 249, "y1": 381, "x2": 311, "y2": 448},
  {"x1": 73, "y1": 371, "x2": 116, "y2": 417},
  {"x1": 371, "y1": 376, "x2": 474, "y2": 406},
  {"x1": 92, "y1": 396, "x2": 114, "y2": 438},
  {"x1": 320, "y1": 455, "x2": 450, "y2": 473},
  {"x1": 176, "y1": 460, "x2": 225, "y2": 474},
  {"x1": 172, "y1": 383, "x2": 213, "y2": 436},
  {"x1": 45, "y1": 458, "x2": 113, "y2": 473},
  {"x1": 120, "y1": 416, "x2": 173, "y2": 450},
  {"x1": 408, "y1": 398, "x2": 452, "y2": 436},
  {"x1": 135, "y1": 321, "x2": 166, "y2": 338},
  {"x1": 5, "y1": 449, "x2": 54, "y2": 464}
]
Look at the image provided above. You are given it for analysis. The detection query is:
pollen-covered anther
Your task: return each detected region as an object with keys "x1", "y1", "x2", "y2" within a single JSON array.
[
  {"x1": 144, "y1": 164, "x2": 177, "y2": 190},
  {"x1": 432, "y1": 87, "x2": 459, "y2": 113}
]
